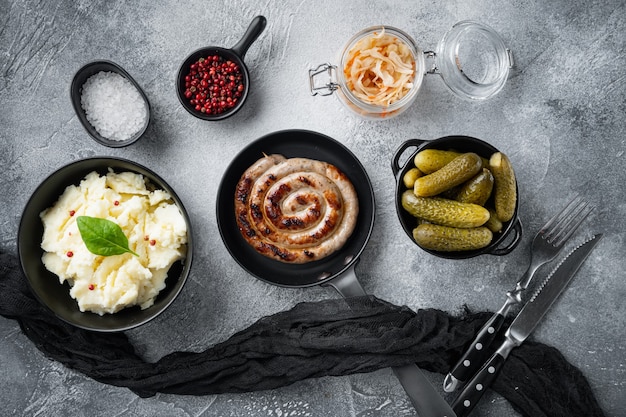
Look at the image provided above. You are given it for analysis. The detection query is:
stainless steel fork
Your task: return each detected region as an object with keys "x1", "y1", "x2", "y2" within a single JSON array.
[{"x1": 443, "y1": 195, "x2": 594, "y2": 392}]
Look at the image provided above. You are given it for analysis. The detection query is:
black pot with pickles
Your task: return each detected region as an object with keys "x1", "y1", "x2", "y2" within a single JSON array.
[{"x1": 391, "y1": 136, "x2": 522, "y2": 259}]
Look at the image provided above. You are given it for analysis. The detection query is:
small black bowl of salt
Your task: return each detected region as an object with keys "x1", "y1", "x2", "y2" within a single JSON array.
[{"x1": 71, "y1": 61, "x2": 150, "y2": 147}]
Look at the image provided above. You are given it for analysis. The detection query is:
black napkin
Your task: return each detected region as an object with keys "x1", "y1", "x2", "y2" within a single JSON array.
[{"x1": 0, "y1": 251, "x2": 604, "y2": 417}]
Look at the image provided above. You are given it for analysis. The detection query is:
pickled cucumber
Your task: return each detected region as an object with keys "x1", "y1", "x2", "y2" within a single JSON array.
[
  {"x1": 455, "y1": 168, "x2": 494, "y2": 206},
  {"x1": 414, "y1": 149, "x2": 489, "y2": 173},
  {"x1": 414, "y1": 152, "x2": 483, "y2": 197},
  {"x1": 401, "y1": 190, "x2": 490, "y2": 228},
  {"x1": 403, "y1": 167, "x2": 423, "y2": 188},
  {"x1": 490, "y1": 152, "x2": 517, "y2": 222},
  {"x1": 413, "y1": 223, "x2": 493, "y2": 252},
  {"x1": 484, "y1": 208, "x2": 503, "y2": 233},
  {"x1": 414, "y1": 149, "x2": 463, "y2": 174}
]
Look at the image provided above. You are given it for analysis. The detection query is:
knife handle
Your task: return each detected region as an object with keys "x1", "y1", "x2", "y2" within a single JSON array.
[
  {"x1": 451, "y1": 338, "x2": 516, "y2": 417},
  {"x1": 443, "y1": 312, "x2": 506, "y2": 392}
]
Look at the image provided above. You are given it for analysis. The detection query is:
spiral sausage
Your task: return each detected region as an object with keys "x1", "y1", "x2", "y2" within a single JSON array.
[{"x1": 235, "y1": 154, "x2": 359, "y2": 263}]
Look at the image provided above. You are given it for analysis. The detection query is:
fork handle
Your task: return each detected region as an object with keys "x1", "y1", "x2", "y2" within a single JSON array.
[{"x1": 443, "y1": 312, "x2": 506, "y2": 392}]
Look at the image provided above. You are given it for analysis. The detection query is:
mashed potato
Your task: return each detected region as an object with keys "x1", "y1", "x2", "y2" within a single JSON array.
[{"x1": 40, "y1": 169, "x2": 188, "y2": 315}]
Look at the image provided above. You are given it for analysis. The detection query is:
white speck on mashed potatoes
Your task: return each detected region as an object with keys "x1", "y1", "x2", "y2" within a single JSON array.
[{"x1": 40, "y1": 169, "x2": 188, "y2": 315}]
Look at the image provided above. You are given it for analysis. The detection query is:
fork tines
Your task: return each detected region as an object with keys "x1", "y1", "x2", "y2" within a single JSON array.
[{"x1": 542, "y1": 195, "x2": 594, "y2": 246}]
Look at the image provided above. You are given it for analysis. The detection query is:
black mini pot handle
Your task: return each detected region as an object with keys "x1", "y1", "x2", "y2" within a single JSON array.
[
  {"x1": 489, "y1": 218, "x2": 523, "y2": 256},
  {"x1": 391, "y1": 139, "x2": 427, "y2": 177},
  {"x1": 231, "y1": 15, "x2": 267, "y2": 60}
]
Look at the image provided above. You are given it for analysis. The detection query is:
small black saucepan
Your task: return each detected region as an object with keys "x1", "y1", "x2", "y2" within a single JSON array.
[
  {"x1": 392, "y1": 135, "x2": 523, "y2": 259},
  {"x1": 216, "y1": 130, "x2": 457, "y2": 416},
  {"x1": 176, "y1": 15, "x2": 266, "y2": 121},
  {"x1": 216, "y1": 129, "x2": 374, "y2": 295}
]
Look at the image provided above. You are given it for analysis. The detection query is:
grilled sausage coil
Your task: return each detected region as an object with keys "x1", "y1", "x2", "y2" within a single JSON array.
[{"x1": 235, "y1": 154, "x2": 359, "y2": 263}]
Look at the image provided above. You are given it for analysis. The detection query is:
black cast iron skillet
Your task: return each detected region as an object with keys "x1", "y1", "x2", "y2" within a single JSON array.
[
  {"x1": 216, "y1": 129, "x2": 374, "y2": 294},
  {"x1": 216, "y1": 129, "x2": 456, "y2": 417}
]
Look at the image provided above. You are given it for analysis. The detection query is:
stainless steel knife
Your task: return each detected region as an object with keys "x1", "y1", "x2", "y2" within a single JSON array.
[
  {"x1": 325, "y1": 269, "x2": 458, "y2": 417},
  {"x1": 450, "y1": 234, "x2": 602, "y2": 417}
]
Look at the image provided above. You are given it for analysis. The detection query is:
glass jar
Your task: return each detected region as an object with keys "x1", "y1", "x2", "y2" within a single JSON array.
[
  {"x1": 310, "y1": 26, "x2": 423, "y2": 120},
  {"x1": 432, "y1": 21, "x2": 513, "y2": 100},
  {"x1": 309, "y1": 21, "x2": 513, "y2": 119}
]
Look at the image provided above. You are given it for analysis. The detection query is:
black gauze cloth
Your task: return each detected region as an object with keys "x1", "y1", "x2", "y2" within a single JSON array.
[{"x1": 0, "y1": 251, "x2": 604, "y2": 417}]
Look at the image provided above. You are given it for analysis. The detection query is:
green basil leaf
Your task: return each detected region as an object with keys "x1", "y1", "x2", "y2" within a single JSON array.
[{"x1": 76, "y1": 216, "x2": 139, "y2": 257}]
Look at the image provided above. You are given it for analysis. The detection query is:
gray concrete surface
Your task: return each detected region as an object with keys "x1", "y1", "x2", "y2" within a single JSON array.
[{"x1": 1, "y1": 0, "x2": 624, "y2": 416}]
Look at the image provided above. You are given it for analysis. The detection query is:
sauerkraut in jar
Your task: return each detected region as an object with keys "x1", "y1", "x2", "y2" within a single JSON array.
[
  {"x1": 343, "y1": 28, "x2": 416, "y2": 107},
  {"x1": 337, "y1": 26, "x2": 425, "y2": 119},
  {"x1": 336, "y1": 26, "x2": 424, "y2": 119}
]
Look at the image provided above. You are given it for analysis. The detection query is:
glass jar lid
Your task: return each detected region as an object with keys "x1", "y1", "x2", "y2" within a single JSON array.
[{"x1": 433, "y1": 21, "x2": 513, "y2": 100}]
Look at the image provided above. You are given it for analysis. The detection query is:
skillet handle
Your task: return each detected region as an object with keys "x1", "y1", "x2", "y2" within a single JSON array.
[
  {"x1": 322, "y1": 262, "x2": 366, "y2": 297},
  {"x1": 391, "y1": 139, "x2": 427, "y2": 177},
  {"x1": 323, "y1": 263, "x2": 457, "y2": 417},
  {"x1": 231, "y1": 15, "x2": 267, "y2": 59}
]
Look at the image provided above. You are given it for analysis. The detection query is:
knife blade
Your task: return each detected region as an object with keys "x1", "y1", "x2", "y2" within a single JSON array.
[
  {"x1": 392, "y1": 364, "x2": 458, "y2": 417},
  {"x1": 451, "y1": 234, "x2": 602, "y2": 417},
  {"x1": 325, "y1": 267, "x2": 458, "y2": 417}
]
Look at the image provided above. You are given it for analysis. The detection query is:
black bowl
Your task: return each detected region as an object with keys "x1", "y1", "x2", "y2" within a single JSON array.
[
  {"x1": 391, "y1": 135, "x2": 522, "y2": 259},
  {"x1": 176, "y1": 15, "x2": 266, "y2": 121},
  {"x1": 70, "y1": 60, "x2": 151, "y2": 147},
  {"x1": 18, "y1": 157, "x2": 193, "y2": 332}
]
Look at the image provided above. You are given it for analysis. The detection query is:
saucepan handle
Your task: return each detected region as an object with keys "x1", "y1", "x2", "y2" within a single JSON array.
[
  {"x1": 231, "y1": 16, "x2": 267, "y2": 60},
  {"x1": 391, "y1": 138, "x2": 427, "y2": 177},
  {"x1": 489, "y1": 218, "x2": 523, "y2": 256},
  {"x1": 323, "y1": 263, "x2": 457, "y2": 417}
]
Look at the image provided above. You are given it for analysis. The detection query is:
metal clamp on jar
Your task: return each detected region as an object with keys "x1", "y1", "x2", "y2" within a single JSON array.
[{"x1": 309, "y1": 21, "x2": 514, "y2": 120}]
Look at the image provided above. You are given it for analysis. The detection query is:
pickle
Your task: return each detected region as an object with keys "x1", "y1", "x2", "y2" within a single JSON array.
[
  {"x1": 414, "y1": 152, "x2": 483, "y2": 197},
  {"x1": 414, "y1": 149, "x2": 463, "y2": 174},
  {"x1": 401, "y1": 190, "x2": 490, "y2": 228},
  {"x1": 402, "y1": 167, "x2": 423, "y2": 188},
  {"x1": 413, "y1": 223, "x2": 493, "y2": 252},
  {"x1": 455, "y1": 168, "x2": 494, "y2": 206},
  {"x1": 484, "y1": 208, "x2": 503, "y2": 233},
  {"x1": 489, "y1": 152, "x2": 517, "y2": 222},
  {"x1": 414, "y1": 149, "x2": 489, "y2": 174}
]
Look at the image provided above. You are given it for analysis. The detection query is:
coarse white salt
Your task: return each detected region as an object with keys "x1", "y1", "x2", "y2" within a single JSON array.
[{"x1": 80, "y1": 71, "x2": 148, "y2": 142}]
